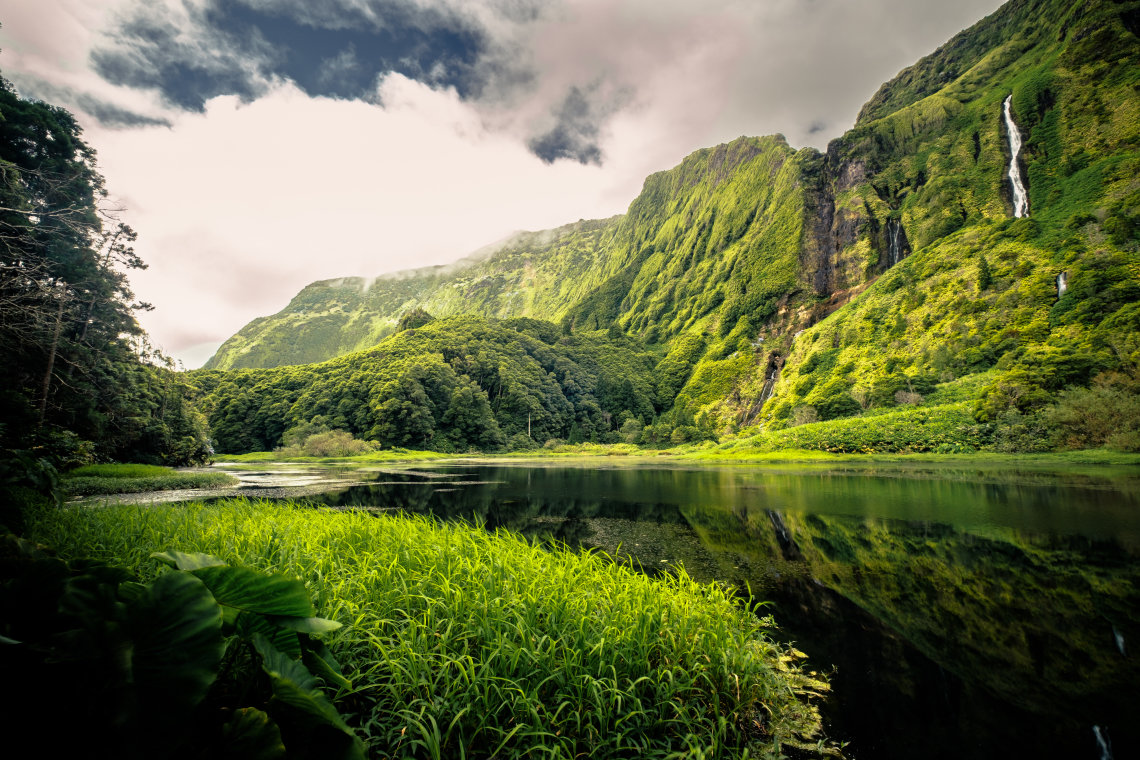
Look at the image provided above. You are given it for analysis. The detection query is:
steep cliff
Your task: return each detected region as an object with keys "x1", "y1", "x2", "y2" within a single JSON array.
[{"x1": 203, "y1": 0, "x2": 1140, "y2": 446}]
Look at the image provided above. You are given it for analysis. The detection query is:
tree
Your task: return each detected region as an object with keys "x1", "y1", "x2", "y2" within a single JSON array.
[{"x1": 0, "y1": 74, "x2": 208, "y2": 464}]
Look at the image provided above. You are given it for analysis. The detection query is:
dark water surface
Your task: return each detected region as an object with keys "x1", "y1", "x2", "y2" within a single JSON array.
[{"x1": 239, "y1": 459, "x2": 1140, "y2": 760}]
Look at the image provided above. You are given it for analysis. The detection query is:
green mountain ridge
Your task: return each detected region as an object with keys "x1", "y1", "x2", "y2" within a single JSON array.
[{"x1": 201, "y1": 0, "x2": 1140, "y2": 452}]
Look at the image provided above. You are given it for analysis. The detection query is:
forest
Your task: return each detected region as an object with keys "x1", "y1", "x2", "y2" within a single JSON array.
[{"x1": 0, "y1": 75, "x2": 211, "y2": 524}]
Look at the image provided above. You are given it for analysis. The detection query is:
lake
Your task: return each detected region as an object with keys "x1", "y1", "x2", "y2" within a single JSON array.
[{"x1": 207, "y1": 458, "x2": 1140, "y2": 760}]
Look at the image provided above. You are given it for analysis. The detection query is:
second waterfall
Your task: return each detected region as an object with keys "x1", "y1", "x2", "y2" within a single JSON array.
[{"x1": 1003, "y1": 95, "x2": 1029, "y2": 218}]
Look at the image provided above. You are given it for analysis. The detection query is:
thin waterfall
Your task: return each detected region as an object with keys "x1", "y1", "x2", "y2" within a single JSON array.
[
  {"x1": 886, "y1": 218, "x2": 907, "y2": 267},
  {"x1": 1094, "y1": 726, "x2": 1113, "y2": 760},
  {"x1": 1057, "y1": 271, "x2": 1068, "y2": 297},
  {"x1": 1003, "y1": 95, "x2": 1029, "y2": 217},
  {"x1": 759, "y1": 365, "x2": 780, "y2": 404}
]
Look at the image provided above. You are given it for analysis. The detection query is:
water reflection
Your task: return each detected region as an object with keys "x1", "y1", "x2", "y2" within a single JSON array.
[{"x1": 292, "y1": 462, "x2": 1140, "y2": 760}]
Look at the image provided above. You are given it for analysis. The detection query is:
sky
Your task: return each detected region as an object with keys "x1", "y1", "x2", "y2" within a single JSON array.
[{"x1": 0, "y1": 0, "x2": 1004, "y2": 368}]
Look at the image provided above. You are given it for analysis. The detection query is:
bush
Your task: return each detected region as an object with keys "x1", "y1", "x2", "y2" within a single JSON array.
[
  {"x1": 506, "y1": 432, "x2": 539, "y2": 451},
  {"x1": 0, "y1": 538, "x2": 361, "y2": 759},
  {"x1": 278, "y1": 429, "x2": 377, "y2": 458},
  {"x1": 748, "y1": 402, "x2": 992, "y2": 453},
  {"x1": 1042, "y1": 374, "x2": 1140, "y2": 450}
]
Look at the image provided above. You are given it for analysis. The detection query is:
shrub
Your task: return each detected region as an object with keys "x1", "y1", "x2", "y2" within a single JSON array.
[{"x1": 1041, "y1": 374, "x2": 1140, "y2": 450}]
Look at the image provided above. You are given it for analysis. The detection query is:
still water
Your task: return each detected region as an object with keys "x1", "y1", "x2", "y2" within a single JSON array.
[{"x1": 224, "y1": 459, "x2": 1140, "y2": 760}]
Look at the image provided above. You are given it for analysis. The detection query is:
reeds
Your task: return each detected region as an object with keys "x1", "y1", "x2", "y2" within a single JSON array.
[{"x1": 30, "y1": 499, "x2": 831, "y2": 758}]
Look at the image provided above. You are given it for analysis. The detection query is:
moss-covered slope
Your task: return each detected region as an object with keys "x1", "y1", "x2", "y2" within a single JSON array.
[
  {"x1": 204, "y1": 0, "x2": 1140, "y2": 450},
  {"x1": 753, "y1": 0, "x2": 1140, "y2": 438}
]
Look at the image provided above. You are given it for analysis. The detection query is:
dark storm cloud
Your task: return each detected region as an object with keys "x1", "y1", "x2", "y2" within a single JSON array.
[
  {"x1": 527, "y1": 85, "x2": 626, "y2": 166},
  {"x1": 10, "y1": 74, "x2": 172, "y2": 128},
  {"x1": 91, "y1": 2, "x2": 278, "y2": 110},
  {"x1": 91, "y1": 0, "x2": 486, "y2": 110}
]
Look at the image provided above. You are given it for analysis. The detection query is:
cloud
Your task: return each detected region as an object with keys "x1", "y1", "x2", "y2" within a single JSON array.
[
  {"x1": 0, "y1": 0, "x2": 1011, "y2": 366},
  {"x1": 89, "y1": 0, "x2": 487, "y2": 109},
  {"x1": 527, "y1": 84, "x2": 628, "y2": 165},
  {"x1": 83, "y1": 77, "x2": 630, "y2": 365},
  {"x1": 9, "y1": 74, "x2": 172, "y2": 128}
]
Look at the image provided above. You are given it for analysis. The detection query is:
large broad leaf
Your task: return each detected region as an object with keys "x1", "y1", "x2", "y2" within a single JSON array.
[
  {"x1": 254, "y1": 635, "x2": 349, "y2": 731},
  {"x1": 255, "y1": 635, "x2": 366, "y2": 760},
  {"x1": 220, "y1": 707, "x2": 287, "y2": 760},
  {"x1": 127, "y1": 570, "x2": 224, "y2": 712},
  {"x1": 302, "y1": 641, "x2": 352, "y2": 691},
  {"x1": 268, "y1": 615, "x2": 343, "y2": 634},
  {"x1": 152, "y1": 550, "x2": 227, "y2": 571},
  {"x1": 237, "y1": 611, "x2": 302, "y2": 659},
  {"x1": 192, "y1": 565, "x2": 314, "y2": 618}
]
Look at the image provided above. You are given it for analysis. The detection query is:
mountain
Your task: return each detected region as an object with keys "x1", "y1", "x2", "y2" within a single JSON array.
[{"x1": 200, "y1": 0, "x2": 1140, "y2": 452}]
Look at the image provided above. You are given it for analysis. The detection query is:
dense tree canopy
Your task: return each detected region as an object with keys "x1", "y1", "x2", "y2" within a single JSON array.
[
  {"x1": 192, "y1": 316, "x2": 658, "y2": 454},
  {"x1": 0, "y1": 74, "x2": 209, "y2": 466}
]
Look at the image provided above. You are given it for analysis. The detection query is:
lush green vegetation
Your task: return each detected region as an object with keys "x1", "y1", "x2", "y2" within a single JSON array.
[
  {"x1": 2, "y1": 533, "x2": 362, "y2": 758},
  {"x1": 26, "y1": 499, "x2": 834, "y2": 758},
  {"x1": 757, "y1": 0, "x2": 1140, "y2": 444},
  {"x1": 193, "y1": 316, "x2": 660, "y2": 455},
  {"x1": 0, "y1": 77, "x2": 211, "y2": 469},
  {"x1": 62, "y1": 463, "x2": 238, "y2": 496},
  {"x1": 204, "y1": 219, "x2": 624, "y2": 371},
  {"x1": 197, "y1": 0, "x2": 1140, "y2": 457}
]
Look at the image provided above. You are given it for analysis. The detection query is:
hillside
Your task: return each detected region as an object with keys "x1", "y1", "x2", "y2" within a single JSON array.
[
  {"x1": 194, "y1": 316, "x2": 659, "y2": 453},
  {"x1": 201, "y1": 0, "x2": 1140, "y2": 453}
]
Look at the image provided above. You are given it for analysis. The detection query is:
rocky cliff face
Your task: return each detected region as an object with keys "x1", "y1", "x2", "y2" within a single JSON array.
[{"x1": 205, "y1": 0, "x2": 1140, "y2": 435}]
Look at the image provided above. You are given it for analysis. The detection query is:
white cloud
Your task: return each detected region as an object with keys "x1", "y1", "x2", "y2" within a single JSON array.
[
  {"x1": 88, "y1": 78, "x2": 627, "y2": 364},
  {"x1": 0, "y1": 0, "x2": 1008, "y2": 367}
]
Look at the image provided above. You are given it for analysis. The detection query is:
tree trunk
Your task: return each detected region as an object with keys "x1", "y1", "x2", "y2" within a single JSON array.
[{"x1": 38, "y1": 296, "x2": 65, "y2": 427}]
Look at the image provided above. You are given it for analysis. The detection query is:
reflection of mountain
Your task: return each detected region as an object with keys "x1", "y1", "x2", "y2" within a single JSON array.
[{"x1": 680, "y1": 501, "x2": 1140, "y2": 760}]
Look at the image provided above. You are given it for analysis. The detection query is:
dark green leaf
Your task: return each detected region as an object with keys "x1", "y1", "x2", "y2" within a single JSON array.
[
  {"x1": 254, "y1": 634, "x2": 350, "y2": 732},
  {"x1": 267, "y1": 615, "x2": 343, "y2": 634},
  {"x1": 237, "y1": 612, "x2": 301, "y2": 659},
  {"x1": 302, "y1": 646, "x2": 352, "y2": 691},
  {"x1": 127, "y1": 570, "x2": 224, "y2": 712},
  {"x1": 192, "y1": 565, "x2": 314, "y2": 617},
  {"x1": 220, "y1": 707, "x2": 286, "y2": 760}
]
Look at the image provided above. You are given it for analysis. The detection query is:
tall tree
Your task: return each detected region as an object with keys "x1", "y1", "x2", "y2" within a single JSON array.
[{"x1": 0, "y1": 74, "x2": 208, "y2": 464}]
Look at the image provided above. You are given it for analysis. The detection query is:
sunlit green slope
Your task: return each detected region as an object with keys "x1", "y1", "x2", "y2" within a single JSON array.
[
  {"x1": 752, "y1": 0, "x2": 1140, "y2": 440},
  {"x1": 204, "y1": 0, "x2": 1140, "y2": 449},
  {"x1": 203, "y1": 218, "x2": 621, "y2": 369}
]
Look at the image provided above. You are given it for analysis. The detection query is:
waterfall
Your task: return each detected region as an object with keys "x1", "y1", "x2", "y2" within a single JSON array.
[
  {"x1": 760, "y1": 366, "x2": 780, "y2": 404},
  {"x1": 1094, "y1": 726, "x2": 1113, "y2": 760},
  {"x1": 1003, "y1": 95, "x2": 1029, "y2": 217},
  {"x1": 1113, "y1": 624, "x2": 1125, "y2": 655},
  {"x1": 886, "y1": 218, "x2": 907, "y2": 267},
  {"x1": 1057, "y1": 271, "x2": 1068, "y2": 297}
]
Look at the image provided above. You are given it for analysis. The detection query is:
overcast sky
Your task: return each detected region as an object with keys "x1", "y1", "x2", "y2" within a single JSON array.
[{"x1": 0, "y1": 0, "x2": 1004, "y2": 368}]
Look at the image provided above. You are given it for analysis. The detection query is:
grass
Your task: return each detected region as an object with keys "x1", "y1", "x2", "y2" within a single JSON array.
[
  {"x1": 28, "y1": 499, "x2": 834, "y2": 759},
  {"x1": 63, "y1": 464, "x2": 239, "y2": 496},
  {"x1": 214, "y1": 448, "x2": 452, "y2": 464}
]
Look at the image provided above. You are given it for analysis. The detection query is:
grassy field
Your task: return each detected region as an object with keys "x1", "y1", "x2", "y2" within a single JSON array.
[
  {"x1": 63, "y1": 464, "x2": 239, "y2": 496},
  {"x1": 28, "y1": 499, "x2": 834, "y2": 759}
]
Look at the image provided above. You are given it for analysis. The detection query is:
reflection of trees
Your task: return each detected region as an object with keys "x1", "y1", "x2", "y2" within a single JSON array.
[{"x1": 680, "y1": 499, "x2": 1140, "y2": 760}]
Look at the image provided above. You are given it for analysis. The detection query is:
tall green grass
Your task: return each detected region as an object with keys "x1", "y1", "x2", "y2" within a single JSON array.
[
  {"x1": 29, "y1": 499, "x2": 832, "y2": 759},
  {"x1": 63, "y1": 464, "x2": 238, "y2": 496}
]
